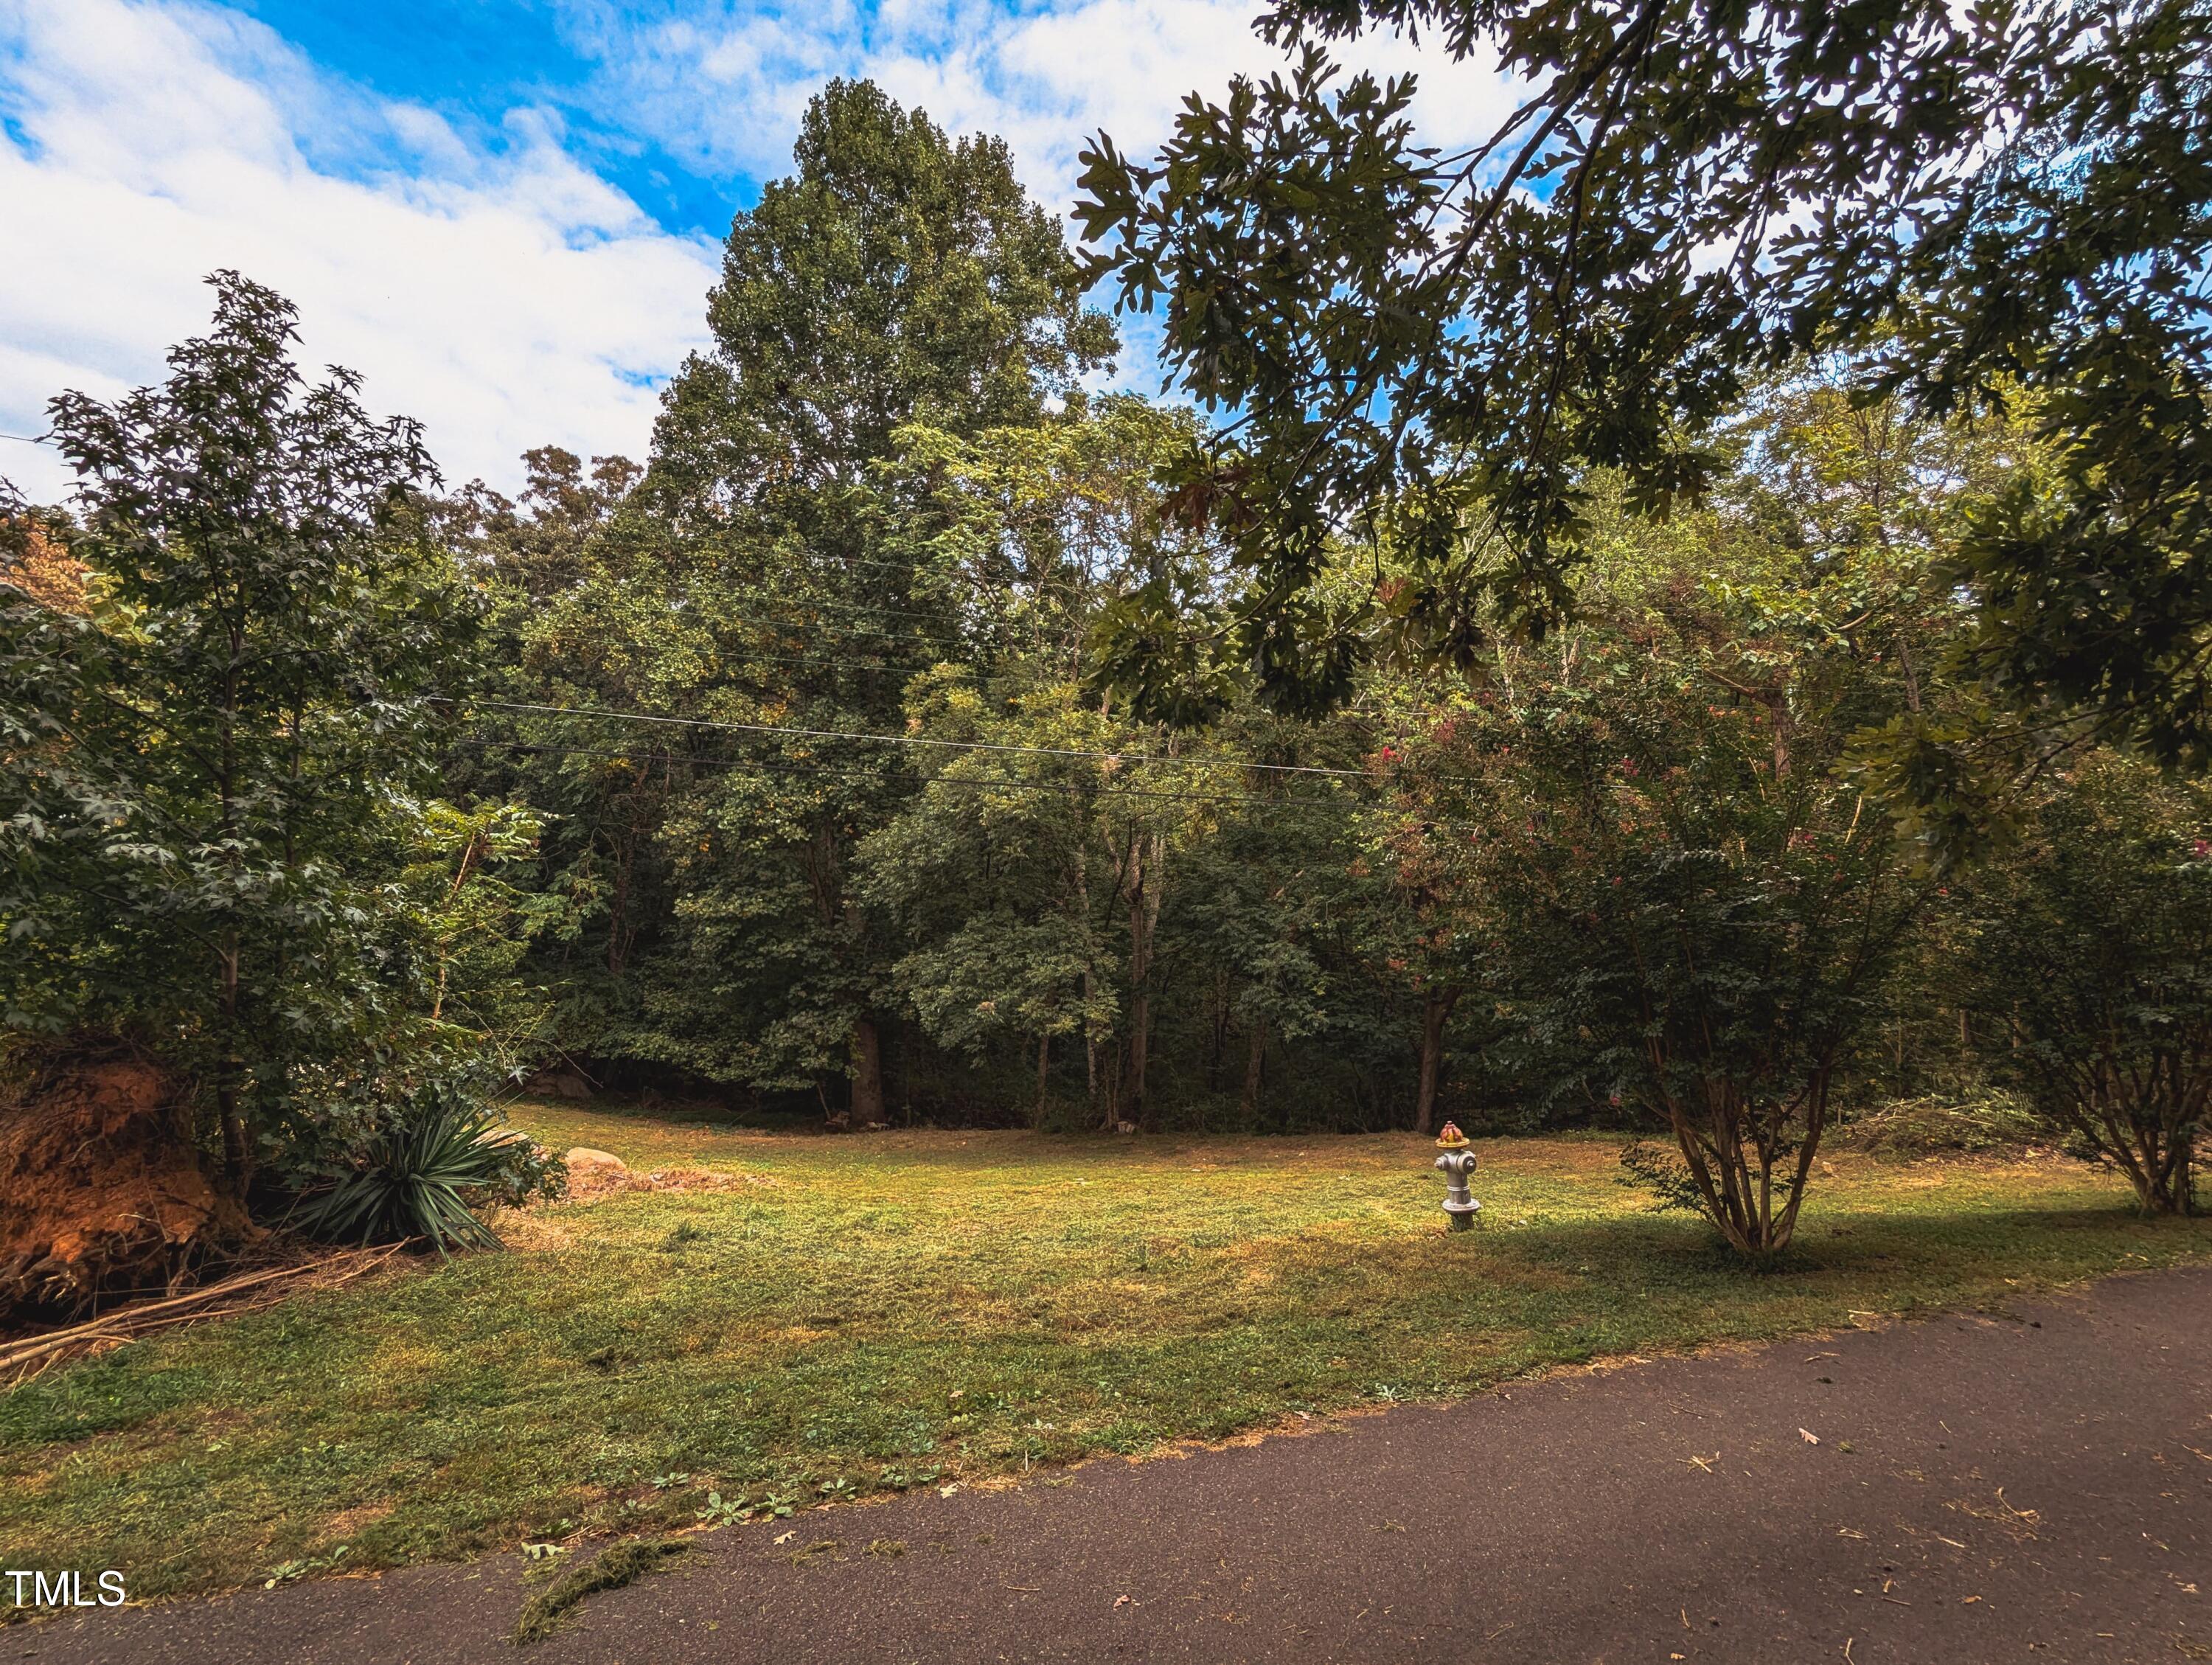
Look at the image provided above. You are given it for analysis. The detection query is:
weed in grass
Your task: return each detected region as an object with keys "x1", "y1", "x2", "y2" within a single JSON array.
[
  {"x1": 878, "y1": 1464, "x2": 942, "y2": 1490},
  {"x1": 518, "y1": 1543, "x2": 571, "y2": 1585},
  {"x1": 694, "y1": 1492, "x2": 748, "y2": 1528},
  {"x1": 262, "y1": 1546, "x2": 347, "y2": 1589},
  {"x1": 509, "y1": 1537, "x2": 689, "y2": 1647}
]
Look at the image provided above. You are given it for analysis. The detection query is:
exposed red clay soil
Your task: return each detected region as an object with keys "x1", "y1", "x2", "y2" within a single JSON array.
[{"x1": 0, "y1": 1053, "x2": 251, "y2": 1328}]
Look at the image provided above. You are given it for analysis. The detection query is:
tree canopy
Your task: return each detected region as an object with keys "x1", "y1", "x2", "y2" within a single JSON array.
[
  {"x1": 0, "y1": 273, "x2": 493, "y2": 1195},
  {"x1": 6, "y1": 68, "x2": 2204, "y2": 1255},
  {"x1": 1075, "y1": 0, "x2": 2212, "y2": 833}
]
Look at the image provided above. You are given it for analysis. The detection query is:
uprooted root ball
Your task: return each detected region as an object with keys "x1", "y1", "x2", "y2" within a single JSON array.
[{"x1": 0, "y1": 1048, "x2": 254, "y2": 1328}]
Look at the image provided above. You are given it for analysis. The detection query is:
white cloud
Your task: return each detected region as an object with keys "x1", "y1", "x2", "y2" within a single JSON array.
[
  {"x1": 549, "y1": 0, "x2": 1520, "y2": 233},
  {"x1": 0, "y1": 0, "x2": 1524, "y2": 502},
  {"x1": 0, "y1": 0, "x2": 720, "y2": 504}
]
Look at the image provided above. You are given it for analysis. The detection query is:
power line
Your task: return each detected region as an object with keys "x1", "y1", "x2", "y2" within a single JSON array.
[
  {"x1": 730, "y1": 542, "x2": 1099, "y2": 595},
  {"x1": 447, "y1": 695, "x2": 1379, "y2": 782},
  {"x1": 709, "y1": 611, "x2": 963, "y2": 649},
  {"x1": 528, "y1": 588, "x2": 1079, "y2": 644},
  {"x1": 498, "y1": 639, "x2": 1074, "y2": 683},
  {"x1": 654, "y1": 646, "x2": 910, "y2": 675},
  {"x1": 454, "y1": 736, "x2": 1346, "y2": 811},
  {"x1": 698, "y1": 577, "x2": 1084, "y2": 622},
  {"x1": 640, "y1": 605, "x2": 1094, "y2": 656},
  {"x1": 678, "y1": 629, "x2": 947, "y2": 662}
]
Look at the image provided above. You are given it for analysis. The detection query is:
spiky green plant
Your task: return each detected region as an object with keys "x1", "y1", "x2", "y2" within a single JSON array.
[{"x1": 293, "y1": 1097, "x2": 532, "y2": 1251}]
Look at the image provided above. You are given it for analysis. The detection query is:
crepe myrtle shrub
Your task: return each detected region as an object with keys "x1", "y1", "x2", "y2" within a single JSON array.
[
  {"x1": 1954, "y1": 754, "x2": 2212, "y2": 1215},
  {"x1": 291, "y1": 1078, "x2": 566, "y2": 1252},
  {"x1": 1419, "y1": 636, "x2": 1921, "y2": 1257}
]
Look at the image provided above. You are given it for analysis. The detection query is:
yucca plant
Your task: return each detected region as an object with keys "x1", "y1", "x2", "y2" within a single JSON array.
[{"x1": 293, "y1": 1094, "x2": 540, "y2": 1252}]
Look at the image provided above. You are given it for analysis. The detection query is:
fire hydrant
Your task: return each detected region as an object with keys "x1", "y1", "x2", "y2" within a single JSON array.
[{"x1": 1433, "y1": 1121, "x2": 1481, "y2": 1231}]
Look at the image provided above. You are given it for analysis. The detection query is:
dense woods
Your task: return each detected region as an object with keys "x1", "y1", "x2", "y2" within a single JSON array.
[{"x1": 5, "y1": 46, "x2": 2209, "y2": 1288}]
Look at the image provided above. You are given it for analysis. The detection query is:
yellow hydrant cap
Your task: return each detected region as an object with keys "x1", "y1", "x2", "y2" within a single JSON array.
[{"x1": 1436, "y1": 1121, "x2": 1470, "y2": 1149}]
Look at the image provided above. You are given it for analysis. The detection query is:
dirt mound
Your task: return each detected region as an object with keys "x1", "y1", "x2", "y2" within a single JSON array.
[
  {"x1": 0, "y1": 1052, "x2": 254, "y2": 1327},
  {"x1": 560, "y1": 1147, "x2": 776, "y2": 1202}
]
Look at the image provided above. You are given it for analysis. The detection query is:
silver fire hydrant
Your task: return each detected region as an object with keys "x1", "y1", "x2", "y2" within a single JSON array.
[{"x1": 1433, "y1": 1122, "x2": 1480, "y2": 1231}]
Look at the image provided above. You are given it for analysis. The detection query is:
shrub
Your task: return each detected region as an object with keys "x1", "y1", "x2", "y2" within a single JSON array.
[
  {"x1": 292, "y1": 1082, "x2": 565, "y2": 1251},
  {"x1": 1419, "y1": 635, "x2": 1919, "y2": 1256},
  {"x1": 1956, "y1": 753, "x2": 2212, "y2": 1214},
  {"x1": 0, "y1": 276, "x2": 470, "y2": 1201}
]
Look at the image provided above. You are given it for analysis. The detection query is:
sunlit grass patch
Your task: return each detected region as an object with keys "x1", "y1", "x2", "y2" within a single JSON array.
[{"x1": 3, "y1": 1109, "x2": 2205, "y2": 1600}]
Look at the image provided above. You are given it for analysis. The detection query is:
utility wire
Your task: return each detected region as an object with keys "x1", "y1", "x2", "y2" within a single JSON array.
[
  {"x1": 496, "y1": 641, "x2": 1067, "y2": 682},
  {"x1": 454, "y1": 737, "x2": 1346, "y2": 811},
  {"x1": 512, "y1": 588, "x2": 1076, "y2": 644},
  {"x1": 733, "y1": 543, "x2": 1098, "y2": 594},
  {"x1": 709, "y1": 611, "x2": 964, "y2": 649},
  {"x1": 678, "y1": 579, "x2": 1082, "y2": 624},
  {"x1": 446, "y1": 695, "x2": 1380, "y2": 782}
]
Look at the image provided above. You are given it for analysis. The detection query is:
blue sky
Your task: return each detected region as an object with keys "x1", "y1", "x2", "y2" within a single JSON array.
[
  {"x1": 0, "y1": 0, "x2": 1511, "y2": 501},
  {"x1": 226, "y1": 1, "x2": 742, "y2": 238}
]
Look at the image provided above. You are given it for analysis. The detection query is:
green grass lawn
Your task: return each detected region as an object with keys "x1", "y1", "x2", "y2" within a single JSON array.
[{"x1": 4, "y1": 1105, "x2": 2208, "y2": 1602}]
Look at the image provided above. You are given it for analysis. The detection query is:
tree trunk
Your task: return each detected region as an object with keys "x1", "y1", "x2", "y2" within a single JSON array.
[
  {"x1": 605, "y1": 842, "x2": 633, "y2": 977},
  {"x1": 1208, "y1": 974, "x2": 1231, "y2": 1091},
  {"x1": 1072, "y1": 844, "x2": 1108, "y2": 1129},
  {"x1": 1240, "y1": 1018, "x2": 1267, "y2": 1122},
  {"x1": 217, "y1": 625, "x2": 248, "y2": 1198},
  {"x1": 1663, "y1": 1072, "x2": 1832, "y2": 1256},
  {"x1": 1414, "y1": 987, "x2": 1459, "y2": 1136},
  {"x1": 605, "y1": 772, "x2": 658, "y2": 979},
  {"x1": 2124, "y1": 1113, "x2": 2198, "y2": 1216},
  {"x1": 1034, "y1": 1033, "x2": 1051, "y2": 1128},
  {"x1": 217, "y1": 930, "x2": 248, "y2": 1194},
  {"x1": 1085, "y1": 1021, "x2": 1103, "y2": 1127},
  {"x1": 849, "y1": 1015, "x2": 886, "y2": 1127},
  {"x1": 1121, "y1": 830, "x2": 1165, "y2": 1131},
  {"x1": 1125, "y1": 988, "x2": 1152, "y2": 1130}
]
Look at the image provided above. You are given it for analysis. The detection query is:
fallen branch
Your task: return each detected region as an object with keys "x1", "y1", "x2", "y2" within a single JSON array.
[{"x1": 0, "y1": 1243, "x2": 406, "y2": 1380}]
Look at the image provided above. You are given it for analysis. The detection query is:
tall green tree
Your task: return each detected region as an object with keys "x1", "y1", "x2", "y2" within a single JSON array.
[
  {"x1": 0, "y1": 274, "x2": 474, "y2": 1194},
  {"x1": 856, "y1": 400, "x2": 1240, "y2": 1129},
  {"x1": 654, "y1": 77, "x2": 1116, "y2": 528},
  {"x1": 509, "y1": 80, "x2": 1116, "y2": 1119}
]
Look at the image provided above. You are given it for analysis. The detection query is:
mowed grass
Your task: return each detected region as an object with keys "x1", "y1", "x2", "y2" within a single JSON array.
[{"x1": 4, "y1": 1105, "x2": 2208, "y2": 1601}]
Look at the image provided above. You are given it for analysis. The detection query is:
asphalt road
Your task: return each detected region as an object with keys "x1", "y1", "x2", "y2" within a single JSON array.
[{"x1": 19, "y1": 1268, "x2": 2212, "y2": 1664}]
